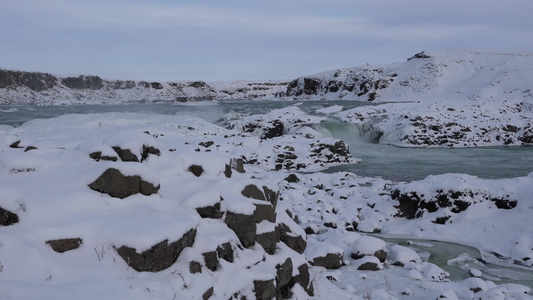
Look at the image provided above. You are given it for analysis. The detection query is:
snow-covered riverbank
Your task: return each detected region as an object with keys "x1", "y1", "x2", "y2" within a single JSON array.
[{"x1": 1, "y1": 103, "x2": 532, "y2": 299}]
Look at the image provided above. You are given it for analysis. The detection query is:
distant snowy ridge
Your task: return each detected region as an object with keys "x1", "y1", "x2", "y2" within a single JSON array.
[
  {"x1": 3, "y1": 49, "x2": 533, "y2": 105},
  {"x1": 0, "y1": 68, "x2": 288, "y2": 104}
]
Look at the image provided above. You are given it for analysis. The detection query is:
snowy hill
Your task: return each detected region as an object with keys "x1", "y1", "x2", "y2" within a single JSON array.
[{"x1": 286, "y1": 49, "x2": 533, "y2": 103}]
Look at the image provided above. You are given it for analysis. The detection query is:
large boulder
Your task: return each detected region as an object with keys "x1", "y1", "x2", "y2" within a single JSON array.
[
  {"x1": 115, "y1": 228, "x2": 196, "y2": 272},
  {"x1": 88, "y1": 168, "x2": 160, "y2": 199}
]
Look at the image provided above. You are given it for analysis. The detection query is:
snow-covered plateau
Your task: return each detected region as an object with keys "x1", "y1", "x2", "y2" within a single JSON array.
[{"x1": 1, "y1": 49, "x2": 533, "y2": 299}]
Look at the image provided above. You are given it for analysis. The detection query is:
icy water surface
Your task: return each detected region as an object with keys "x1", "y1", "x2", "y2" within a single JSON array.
[{"x1": 1, "y1": 100, "x2": 532, "y2": 181}]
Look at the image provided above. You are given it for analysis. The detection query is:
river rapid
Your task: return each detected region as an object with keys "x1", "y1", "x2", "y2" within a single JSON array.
[{"x1": 1, "y1": 100, "x2": 532, "y2": 288}]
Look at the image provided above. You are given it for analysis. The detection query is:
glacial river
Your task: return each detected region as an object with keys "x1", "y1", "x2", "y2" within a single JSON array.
[{"x1": 1, "y1": 100, "x2": 533, "y2": 287}]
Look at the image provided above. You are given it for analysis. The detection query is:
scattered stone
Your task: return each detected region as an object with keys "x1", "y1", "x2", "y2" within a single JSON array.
[
  {"x1": 284, "y1": 174, "x2": 300, "y2": 183},
  {"x1": 9, "y1": 140, "x2": 23, "y2": 148},
  {"x1": 88, "y1": 168, "x2": 160, "y2": 199},
  {"x1": 311, "y1": 252, "x2": 344, "y2": 269},
  {"x1": 0, "y1": 206, "x2": 19, "y2": 226},
  {"x1": 189, "y1": 261, "x2": 202, "y2": 274},
  {"x1": 202, "y1": 287, "x2": 214, "y2": 300},
  {"x1": 112, "y1": 146, "x2": 139, "y2": 162},
  {"x1": 141, "y1": 145, "x2": 161, "y2": 161},
  {"x1": 24, "y1": 146, "x2": 37, "y2": 152},
  {"x1": 46, "y1": 238, "x2": 83, "y2": 253},
  {"x1": 115, "y1": 228, "x2": 196, "y2": 272},
  {"x1": 89, "y1": 151, "x2": 118, "y2": 162},
  {"x1": 188, "y1": 164, "x2": 204, "y2": 177},
  {"x1": 231, "y1": 158, "x2": 245, "y2": 173}
]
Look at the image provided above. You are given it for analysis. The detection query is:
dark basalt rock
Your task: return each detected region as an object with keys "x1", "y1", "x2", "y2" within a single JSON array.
[
  {"x1": 494, "y1": 198, "x2": 517, "y2": 209},
  {"x1": 112, "y1": 147, "x2": 139, "y2": 162},
  {"x1": 216, "y1": 242, "x2": 234, "y2": 263},
  {"x1": 392, "y1": 188, "x2": 517, "y2": 219},
  {"x1": 203, "y1": 250, "x2": 218, "y2": 271},
  {"x1": 89, "y1": 151, "x2": 118, "y2": 162},
  {"x1": 115, "y1": 228, "x2": 196, "y2": 272},
  {"x1": 188, "y1": 164, "x2": 204, "y2": 177},
  {"x1": 311, "y1": 252, "x2": 344, "y2": 269},
  {"x1": 24, "y1": 146, "x2": 37, "y2": 152},
  {"x1": 196, "y1": 200, "x2": 223, "y2": 219},
  {"x1": 241, "y1": 184, "x2": 279, "y2": 210},
  {"x1": 141, "y1": 145, "x2": 161, "y2": 162},
  {"x1": 88, "y1": 168, "x2": 160, "y2": 199},
  {"x1": 189, "y1": 261, "x2": 202, "y2": 274},
  {"x1": 224, "y1": 212, "x2": 256, "y2": 248},
  {"x1": 357, "y1": 261, "x2": 381, "y2": 271},
  {"x1": 202, "y1": 287, "x2": 214, "y2": 300},
  {"x1": 231, "y1": 158, "x2": 245, "y2": 173},
  {"x1": 46, "y1": 238, "x2": 83, "y2": 253},
  {"x1": 276, "y1": 258, "x2": 293, "y2": 288},
  {"x1": 255, "y1": 227, "x2": 279, "y2": 255},
  {"x1": 0, "y1": 206, "x2": 19, "y2": 226},
  {"x1": 289, "y1": 264, "x2": 314, "y2": 296},
  {"x1": 351, "y1": 249, "x2": 387, "y2": 263},
  {"x1": 278, "y1": 223, "x2": 306, "y2": 254},
  {"x1": 9, "y1": 140, "x2": 23, "y2": 148},
  {"x1": 253, "y1": 202, "x2": 276, "y2": 223},
  {"x1": 253, "y1": 279, "x2": 276, "y2": 300},
  {"x1": 241, "y1": 184, "x2": 266, "y2": 201},
  {"x1": 284, "y1": 174, "x2": 300, "y2": 183}
]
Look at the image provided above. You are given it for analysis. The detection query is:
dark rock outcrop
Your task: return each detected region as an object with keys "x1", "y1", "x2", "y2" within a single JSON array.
[
  {"x1": 391, "y1": 188, "x2": 517, "y2": 219},
  {"x1": 46, "y1": 238, "x2": 83, "y2": 253},
  {"x1": 88, "y1": 168, "x2": 160, "y2": 199},
  {"x1": 115, "y1": 228, "x2": 196, "y2": 272}
]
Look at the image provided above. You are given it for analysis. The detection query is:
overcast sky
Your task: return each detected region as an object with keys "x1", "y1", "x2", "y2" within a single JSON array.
[{"x1": 1, "y1": 0, "x2": 532, "y2": 82}]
